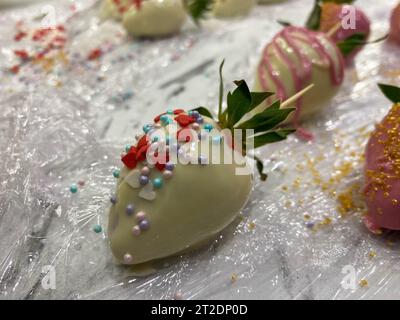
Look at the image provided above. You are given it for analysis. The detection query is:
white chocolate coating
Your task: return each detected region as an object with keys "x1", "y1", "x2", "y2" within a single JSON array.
[
  {"x1": 122, "y1": 0, "x2": 186, "y2": 37},
  {"x1": 213, "y1": 0, "x2": 255, "y2": 18},
  {"x1": 100, "y1": 0, "x2": 132, "y2": 20},
  {"x1": 108, "y1": 116, "x2": 253, "y2": 266},
  {"x1": 258, "y1": 0, "x2": 286, "y2": 4}
]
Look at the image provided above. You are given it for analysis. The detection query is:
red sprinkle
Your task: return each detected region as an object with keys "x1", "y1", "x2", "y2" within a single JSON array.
[
  {"x1": 136, "y1": 135, "x2": 148, "y2": 150},
  {"x1": 154, "y1": 113, "x2": 166, "y2": 123},
  {"x1": 175, "y1": 114, "x2": 195, "y2": 127},
  {"x1": 173, "y1": 109, "x2": 185, "y2": 115},
  {"x1": 134, "y1": 0, "x2": 142, "y2": 10},
  {"x1": 10, "y1": 65, "x2": 20, "y2": 74},
  {"x1": 14, "y1": 50, "x2": 29, "y2": 60},
  {"x1": 136, "y1": 145, "x2": 149, "y2": 161},
  {"x1": 122, "y1": 149, "x2": 137, "y2": 169},
  {"x1": 32, "y1": 28, "x2": 52, "y2": 41},
  {"x1": 14, "y1": 31, "x2": 27, "y2": 42},
  {"x1": 87, "y1": 48, "x2": 102, "y2": 61}
]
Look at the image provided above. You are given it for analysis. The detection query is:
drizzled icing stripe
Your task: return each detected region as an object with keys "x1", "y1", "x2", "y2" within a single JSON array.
[{"x1": 258, "y1": 26, "x2": 344, "y2": 124}]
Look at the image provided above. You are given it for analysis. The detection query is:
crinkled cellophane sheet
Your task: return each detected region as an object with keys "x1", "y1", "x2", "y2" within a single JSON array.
[{"x1": 0, "y1": 0, "x2": 399, "y2": 300}]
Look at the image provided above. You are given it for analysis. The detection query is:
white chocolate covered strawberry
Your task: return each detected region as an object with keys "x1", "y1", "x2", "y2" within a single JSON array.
[
  {"x1": 100, "y1": 0, "x2": 213, "y2": 38},
  {"x1": 122, "y1": 0, "x2": 187, "y2": 37},
  {"x1": 213, "y1": 0, "x2": 255, "y2": 18},
  {"x1": 108, "y1": 63, "x2": 298, "y2": 267}
]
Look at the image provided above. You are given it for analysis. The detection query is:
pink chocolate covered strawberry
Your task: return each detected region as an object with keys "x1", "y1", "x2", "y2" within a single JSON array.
[{"x1": 363, "y1": 84, "x2": 400, "y2": 233}]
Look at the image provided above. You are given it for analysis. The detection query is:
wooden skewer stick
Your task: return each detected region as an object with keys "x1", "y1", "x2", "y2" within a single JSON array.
[
  {"x1": 280, "y1": 83, "x2": 315, "y2": 109},
  {"x1": 326, "y1": 21, "x2": 342, "y2": 38}
]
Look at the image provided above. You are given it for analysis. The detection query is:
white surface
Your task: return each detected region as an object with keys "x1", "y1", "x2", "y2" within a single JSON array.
[{"x1": 0, "y1": 0, "x2": 400, "y2": 300}]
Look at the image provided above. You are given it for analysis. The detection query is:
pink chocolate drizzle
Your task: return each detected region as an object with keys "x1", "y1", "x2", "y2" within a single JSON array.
[{"x1": 258, "y1": 26, "x2": 344, "y2": 141}]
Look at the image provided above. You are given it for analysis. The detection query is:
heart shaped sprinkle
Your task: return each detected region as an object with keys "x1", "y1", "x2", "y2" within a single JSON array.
[
  {"x1": 139, "y1": 181, "x2": 156, "y2": 201},
  {"x1": 121, "y1": 150, "x2": 137, "y2": 169},
  {"x1": 124, "y1": 169, "x2": 141, "y2": 189}
]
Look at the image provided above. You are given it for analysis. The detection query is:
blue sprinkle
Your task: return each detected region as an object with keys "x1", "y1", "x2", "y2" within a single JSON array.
[
  {"x1": 110, "y1": 195, "x2": 117, "y2": 205},
  {"x1": 165, "y1": 163, "x2": 175, "y2": 171},
  {"x1": 152, "y1": 136, "x2": 159, "y2": 143},
  {"x1": 167, "y1": 109, "x2": 174, "y2": 115},
  {"x1": 126, "y1": 204, "x2": 135, "y2": 215},
  {"x1": 113, "y1": 169, "x2": 120, "y2": 178},
  {"x1": 196, "y1": 117, "x2": 204, "y2": 124},
  {"x1": 160, "y1": 115, "x2": 169, "y2": 122},
  {"x1": 93, "y1": 225, "x2": 102, "y2": 233},
  {"x1": 153, "y1": 177, "x2": 163, "y2": 189},
  {"x1": 204, "y1": 123, "x2": 213, "y2": 132},
  {"x1": 143, "y1": 124, "x2": 151, "y2": 133},
  {"x1": 306, "y1": 222, "x2": 315, "y2": 229},
  {"x1": 139, "y1": 219, "x2": 150, "y2": 231},
  {"x1": 139, "y1": 175, "x2": 149, "y2": 185},
  {"x1": 121, "y1": 91, "x2": 133, "y2": 101},
  {"x1": 191, "y1": 110, "x2": 200, "y2": 118},
  {"x1": 125, "y1": 144, "x2": 131, "y2": 152},
  {"x1": 70, "y1": 184, "x2": 78, "y2": 194}
]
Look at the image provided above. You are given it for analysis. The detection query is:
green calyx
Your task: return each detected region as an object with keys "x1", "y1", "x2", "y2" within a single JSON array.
[
  {"x1": 378, "y1": 83, "x2": 400, "y2": 104},
  {"x1": 183, "y1": 0, "x2": 213, "y2": 25},
  {"x1": 192, "y1": 60, "x2": 296, "y2": 181},
  {"x1": 337, "y1": 33, "x2": 388, "y2": 57}
]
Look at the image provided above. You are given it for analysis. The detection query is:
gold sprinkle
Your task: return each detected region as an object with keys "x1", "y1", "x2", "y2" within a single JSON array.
[
  {"x1": 392, "y1": 199, "x2": 398, "y2": 205},
  {"x1": 284, "y1": 201, "x2": 292, "y2": 208},
  {"x1": 292, "y1": 178, "x2": 301, "y2": 189},
  {"x1": 231, "y1": 273, "x2": 238, "y2": 283},
  {"x1": 282, "y1": 186, "x2": 288, "y2": 192},
  {"x1": 248, "y1": 222, "x2": 256, "y2": 230},
  {"x1": 322, "y1": 217, "x2": 332, "y2": 225},
  {"x1": 387, "y1": 240, "x2": 394, "y2": 247},
  {"x1": 368, "y1": 251, "x2": 377, "y2": 259},
  {"x1": 359, "y1": 279, "x2": 368, "y2": 288}
]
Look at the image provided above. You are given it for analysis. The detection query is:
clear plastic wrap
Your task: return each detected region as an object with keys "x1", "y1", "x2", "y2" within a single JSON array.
[{"x1": 0, "y1": 0, "x2": 400, "y2": 299}]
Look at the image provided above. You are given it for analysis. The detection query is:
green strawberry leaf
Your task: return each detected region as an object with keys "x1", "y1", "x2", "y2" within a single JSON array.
[
  {"x1": 218, "y1": 59, "x2": 225, "y2": 123},
  {"x1": 277, "y1": 20, "x2": 292, "y2": 27},
  {"x1": 251, "y1": 129, "x2": 296, "y2": 149},
  {"x1": 378, "y1": 83, "x2": 400, "y2": 104},
  {"x1": 183, "y1": 0, "x2": 213, "y2": 25},
  {"x1": 227, "y1": 80, "x2": 252, "y2": 126},
  {"x1": 249, "y1": 91, "x2": 275, "y2": 111},
  {"x1": 336, "y1": 33, "x2": 367, "y2": 56},
  {"x1": 237, "y1": 100, "x2": 295, "y2": 133},
  {"x1": 337, "y1": 33, "x2": 388, "y2": 57},
  {"x1": 254, "y1": 156, "x2": 268, "y2": 181},
  {"x1": 191, "y1": 106, "x2": 214, "y2": 119},
  {"x1": 305, "y1": 0, "x2": 322, "y2": 30}
]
